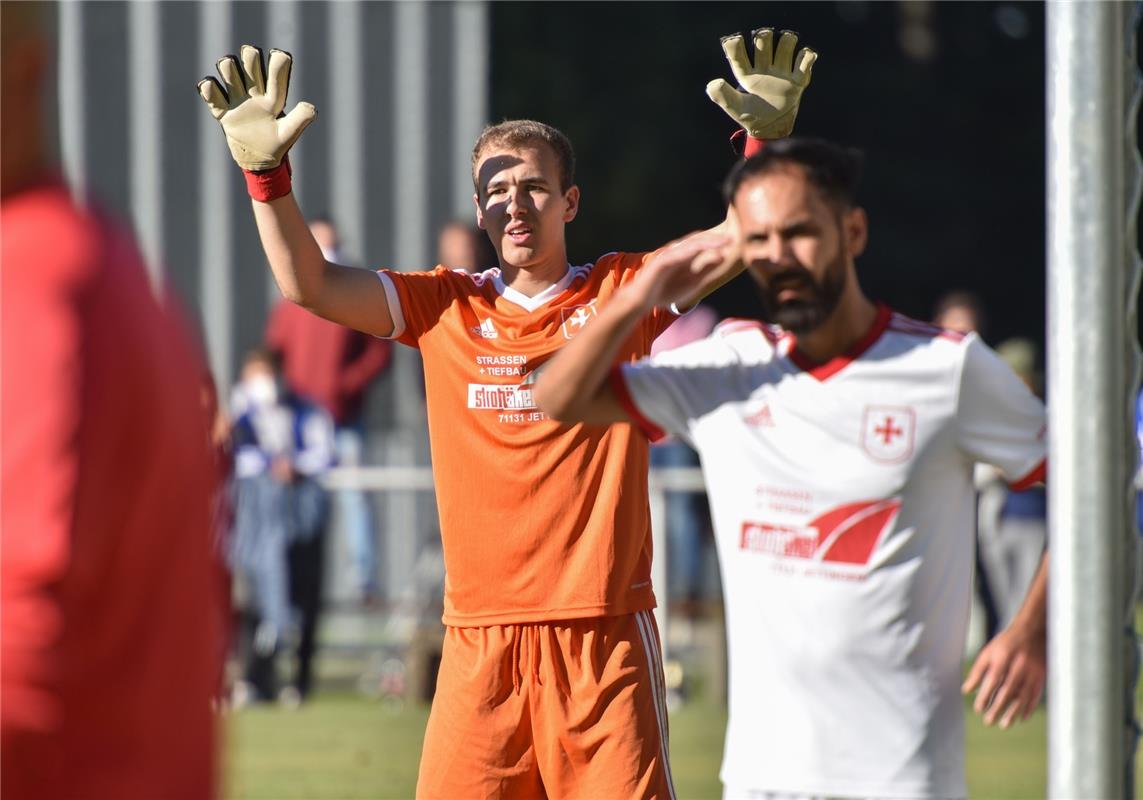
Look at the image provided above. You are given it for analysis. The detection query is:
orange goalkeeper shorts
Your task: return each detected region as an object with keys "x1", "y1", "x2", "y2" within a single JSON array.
[{"x1": 415, "y1": 610, "x2": 676, "y2": 799}]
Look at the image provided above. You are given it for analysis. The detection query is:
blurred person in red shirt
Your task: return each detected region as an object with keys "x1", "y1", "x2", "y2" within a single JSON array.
[
  {"x1": 436, "y1": 219, "x2": 497, "y2": 274},
  {"x1": 265, "y1": 219, "x2": 392, "y2": 604},
  {"x1": 0, "y1": 4, "x2": 220, "y2": 798}
]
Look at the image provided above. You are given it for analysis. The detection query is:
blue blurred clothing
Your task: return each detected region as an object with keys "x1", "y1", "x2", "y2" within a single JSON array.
[
  {"x1": 650, "y1": 439, "x2": 706, "y2": 601},
  {"x1": 335, "y1": 424, "x2": 378, "y2": 597},
  {"x1": 1001, "y1": 485, "x2": 1047, "y2": 520},
  {"x1": 232, "y1": 393, "x2": 336, "y2": 486},
  {"x1": 976, "y1": 465, "x2": 1046, "y2": 632},
  {"x1": 230, "y1": 391, "x2": 334, "y2": 682}
]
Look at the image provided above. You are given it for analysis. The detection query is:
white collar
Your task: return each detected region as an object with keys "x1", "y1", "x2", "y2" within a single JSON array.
[{"x1": 491, "y1": 264, "x2": 578, "y2": 312}]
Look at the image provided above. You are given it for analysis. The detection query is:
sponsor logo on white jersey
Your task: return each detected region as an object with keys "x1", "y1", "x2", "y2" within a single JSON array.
[
  {"x1": 740, "y1": 498, "x2": 902, "y2": 568},
  {"x1": 467, "y1": 383, "x2": 536, "y2": 410},
  {"x1": 561, "y1": 301, "x2": 598, "y2": 339},
  {"x1": 860, "y1": 406, "x2": 916, "y2": 463},
  {"x1": 470, "y1": 317, "x2": 499, "y2": 339}
]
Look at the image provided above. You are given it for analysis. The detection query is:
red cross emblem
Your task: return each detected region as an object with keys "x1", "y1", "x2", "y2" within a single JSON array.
[
  {"x1": 874, "y1": 416, "x2": 903, "y2": 445},
  {"x1": 861, "y1": 406, "x2": 915, "y2": 463}
]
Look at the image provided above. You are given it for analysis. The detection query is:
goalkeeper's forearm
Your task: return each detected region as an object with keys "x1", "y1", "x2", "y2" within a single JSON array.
[
  {"x1": 251, "y1": 193, "x2": 329, "y2": 307},
  {"x1": 250, "y1": 195, "x2": 396, "y2": 337}
]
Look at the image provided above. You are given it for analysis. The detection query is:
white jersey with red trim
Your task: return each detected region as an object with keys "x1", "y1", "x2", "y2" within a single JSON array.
[{"x1": 616, "y1": 306, "x2": 1046, "y2": 799}]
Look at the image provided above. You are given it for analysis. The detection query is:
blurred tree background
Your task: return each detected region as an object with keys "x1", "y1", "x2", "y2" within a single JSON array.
[{"x1": 491, "y1": 1, "x2": 1046, "y2": 347}]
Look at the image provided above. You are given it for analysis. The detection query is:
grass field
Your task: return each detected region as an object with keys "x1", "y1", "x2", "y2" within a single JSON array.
[
  {"x1": 227, "y1": 697, "x2": 726, "y2": 799},
  {"x1": 229, "y1": 609, "x2": 1143, "y2": 798},
  {"x1": 227, "y1": 690, "x2": 1126, "y2": 799}
]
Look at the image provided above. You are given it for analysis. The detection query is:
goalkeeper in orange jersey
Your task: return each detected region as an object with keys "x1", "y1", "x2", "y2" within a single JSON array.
[{"x1": 198, "y1": 29, "x2": 816, "y2": 798}]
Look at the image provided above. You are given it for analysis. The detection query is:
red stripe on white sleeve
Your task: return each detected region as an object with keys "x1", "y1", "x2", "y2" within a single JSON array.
[
  {"x1": 608, "y1": 366, "x2": 667, "y2": 443},
  {"x1": 1009, "y1": 458, "x2": 1047, "y2": 491}
]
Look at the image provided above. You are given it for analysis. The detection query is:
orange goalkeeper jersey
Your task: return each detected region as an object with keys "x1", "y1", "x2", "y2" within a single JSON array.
[{"x1": 377, "y1": 253, "x2": 675, "y2": 626}]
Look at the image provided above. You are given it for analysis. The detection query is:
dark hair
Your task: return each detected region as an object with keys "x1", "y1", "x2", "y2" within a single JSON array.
[
  {"x1": 471, "y1": 119, "x2": 576, "y2": 193},
  {"x1": 722, "y1": 137, "x2": 865, "y2": 210},
  {"x1": 242, "y1": 347, "x2": 282, "y2": 372}
]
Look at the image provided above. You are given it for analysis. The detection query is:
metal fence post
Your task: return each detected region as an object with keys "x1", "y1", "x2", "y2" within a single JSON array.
[{"x1": 1046, "y1": 3, "x2": 1132, "y2": 796}]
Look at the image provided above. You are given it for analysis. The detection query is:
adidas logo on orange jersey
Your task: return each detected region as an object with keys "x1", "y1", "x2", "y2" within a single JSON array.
[{"x1": 470, "y1": 318, "x2": 498, "y2": 339}]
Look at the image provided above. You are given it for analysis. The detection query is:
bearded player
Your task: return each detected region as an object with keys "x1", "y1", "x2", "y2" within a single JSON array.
[{"x1": 537, "y1": 139, "x2": 1047, "y2": 799}]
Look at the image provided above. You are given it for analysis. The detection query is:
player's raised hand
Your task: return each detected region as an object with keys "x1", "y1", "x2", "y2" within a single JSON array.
[
  {"x1": 197, "y1": 45, "x2": 316, "y2": 172},
  {"x1": 633, "y1": 231, "x2": 734, "y2": 310},
  {"x1": 706, "y1": 28, "x2": 817, "y2": 140}
]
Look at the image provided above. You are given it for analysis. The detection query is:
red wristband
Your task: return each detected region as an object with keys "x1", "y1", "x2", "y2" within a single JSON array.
[
  {"x1": 243, "y1": 156, "x2": 293, "y2": 202},
  {"x1": 729, "y1": 130, "x2": 767, "y2": 159}
]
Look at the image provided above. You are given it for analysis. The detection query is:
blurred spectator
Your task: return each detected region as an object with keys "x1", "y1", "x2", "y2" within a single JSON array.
[
  {"x1": 933, "y1": 289, "x2": 986, "y2": 338},
  {"x1": 650, "y1": 305, "x2": 719, "y2": 609},
  {"x1": 230, "y1": 349, "x2": 335, "y2": 707},
  {"x1": 1, "y1": 3, "x2": 219, "y2": 797},
  {"x1": 976, "y1": 338, "x2": 1048, "y2": 630},
  {"x1": 266, "y1": 219, "x2": 391, "y2": 605},
  {"x1": 436, "y1": 219, "x2": 496, "y2": 273},
  {"x1": 933, "y1": 289, "x2": 1003, "y2": 639}
]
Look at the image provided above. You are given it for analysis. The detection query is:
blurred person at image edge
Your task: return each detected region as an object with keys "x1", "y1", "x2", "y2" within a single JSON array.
[{"x1": 1, "y1": 4, "x2": 220, "y2": 799}]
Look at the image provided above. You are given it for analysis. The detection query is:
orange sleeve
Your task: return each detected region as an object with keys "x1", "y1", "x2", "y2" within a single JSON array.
[{"x1": 378, "y1": 266, "x2": 462, "y2": 348}]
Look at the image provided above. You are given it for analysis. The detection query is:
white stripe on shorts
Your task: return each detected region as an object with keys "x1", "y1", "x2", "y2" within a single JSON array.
[{"x1": 635, "y1": 609, "x2": 676, "y2": 800}]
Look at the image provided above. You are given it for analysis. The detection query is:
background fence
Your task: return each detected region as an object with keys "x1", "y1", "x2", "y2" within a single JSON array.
[{"x1": 53, "y1": 0, "x2": 489, "y2": 606}]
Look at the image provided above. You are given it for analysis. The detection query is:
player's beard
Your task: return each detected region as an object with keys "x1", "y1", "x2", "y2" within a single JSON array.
[{"x1": 752, "y1": 250, "x2": 847, "y2": 336}]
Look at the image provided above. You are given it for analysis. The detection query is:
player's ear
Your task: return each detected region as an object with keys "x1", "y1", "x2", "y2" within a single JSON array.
[
  {"x1": 473, "y1": 193, "x2": 486, "y2": 230},
  {"x1": 843, "y1": 206, "x2": 868, "y2": 258},
  {"x1": 562, "y1": 185, "x2": 580, "y2": 224}
]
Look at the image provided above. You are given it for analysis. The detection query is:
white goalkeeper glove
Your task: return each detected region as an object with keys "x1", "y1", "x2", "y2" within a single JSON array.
[
  {"x1": 706, "y1": 28, "x2": 817, "y2": 140},
  {"x1": 197, "y1": 44, "x2": 316, "y2": 172}
]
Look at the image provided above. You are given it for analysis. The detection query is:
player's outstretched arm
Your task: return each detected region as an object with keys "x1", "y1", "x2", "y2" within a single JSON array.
[
  {"x1": 197, "y1": 45, "x2": 394, "y2": 337},
  {"x1": 535, "y1": 232, "x2": 732, "y2": 425},
  {"x1": 962, "y1": 552, "x2": 1048, "y2": 728},
  {"x1": 671, "y1": 28, "x2": 818, "y2": 308}
]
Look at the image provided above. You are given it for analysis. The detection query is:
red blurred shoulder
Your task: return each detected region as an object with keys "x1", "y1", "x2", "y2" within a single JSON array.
[{"x1": 0, "y1": 180, "x2": 104, "y2": 292}]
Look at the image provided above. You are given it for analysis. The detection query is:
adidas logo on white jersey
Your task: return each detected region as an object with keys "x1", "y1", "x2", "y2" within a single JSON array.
[
  {"x1": 745, "y1": 403, "x2": 774, "y2": 427},
  {"x1": 471, "y1": 318, "x2": 499, "y2": 339}
]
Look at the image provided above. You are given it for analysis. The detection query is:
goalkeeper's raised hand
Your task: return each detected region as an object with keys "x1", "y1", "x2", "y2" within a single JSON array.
[
  {"x1": 706, "y1": 28, "x2": 817, "y2": 142},
  {"x1": 197, "y1": 45, "x2": 315, "y2": 175}
]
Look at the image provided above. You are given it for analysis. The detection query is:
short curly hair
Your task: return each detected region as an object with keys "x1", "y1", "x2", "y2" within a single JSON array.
[{"x1": 471, "y1": 120, "x2": 576, "y2": 193}]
